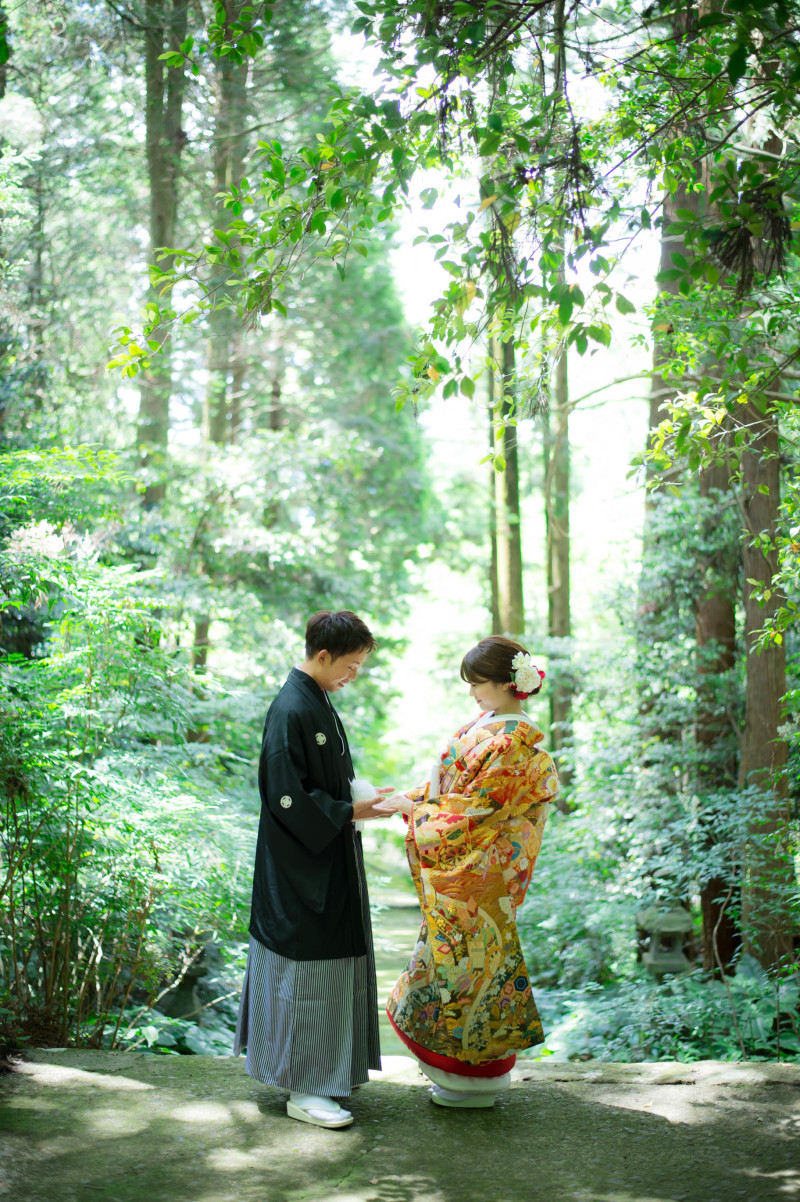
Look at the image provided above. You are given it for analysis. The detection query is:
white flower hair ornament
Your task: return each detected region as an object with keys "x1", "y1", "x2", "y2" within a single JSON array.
[{"x1": 510, "y1": 651, "x2": 545, "y2": 699}]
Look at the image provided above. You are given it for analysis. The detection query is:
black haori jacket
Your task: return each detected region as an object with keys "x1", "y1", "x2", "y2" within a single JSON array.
[{"x1": 248, "y1": 668, "x2": 367, "y2": 960}]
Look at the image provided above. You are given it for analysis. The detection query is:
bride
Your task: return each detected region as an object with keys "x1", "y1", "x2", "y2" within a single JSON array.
[{"x1": 387, "y1": 635, "x2": 559, "y2": 1108}]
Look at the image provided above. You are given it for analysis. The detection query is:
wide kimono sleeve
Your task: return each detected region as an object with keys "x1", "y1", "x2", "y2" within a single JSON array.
[
  {"x1": 408, "y1": 731, "x2": 558, "y2": 877},
  {"x1": 259, "y1": 710, "x2": 354, "y2": 856}
]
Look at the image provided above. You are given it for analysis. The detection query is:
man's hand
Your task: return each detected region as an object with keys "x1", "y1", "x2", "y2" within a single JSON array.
[{"x1": 352, "y1": 786, "x2": 398, "y2": 822}]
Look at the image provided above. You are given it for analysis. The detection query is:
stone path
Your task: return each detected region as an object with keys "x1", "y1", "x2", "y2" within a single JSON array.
[
  {"x1": 3, "y1": 901, "x2": 799, "y2": 1201},
  {"x1": 2, "y1": 1051, "x2": 799, "y2": 1202}
]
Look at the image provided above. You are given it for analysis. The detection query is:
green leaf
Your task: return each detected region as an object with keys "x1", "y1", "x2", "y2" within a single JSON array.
[
  {"x1": 587, "y1": 324, "x2": 611, "y2": 348},
  {"x1": 615, "y1": 295, "x2": 636, "y2": 316},
  {"x1": 697, "y1": 10, "x2": 726, "y2": 29},
  {"x1": 478, "y1": 133, "x2": 501, "y2": 157},
  {"x1": 727, "y1": 43, "x2": 748, "y2": 84}
]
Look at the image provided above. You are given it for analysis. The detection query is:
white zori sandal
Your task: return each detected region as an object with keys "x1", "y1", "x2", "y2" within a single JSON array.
[
  {"x1": 287, "y1": 1093, "x2": 353, "y2": 1129},
  {"x1": 424, "y1": 1065, "x2": 511, "y2": 1109},
  {"x1": 430, "y1": 1085, "x2": 496, "y2": 1108}
]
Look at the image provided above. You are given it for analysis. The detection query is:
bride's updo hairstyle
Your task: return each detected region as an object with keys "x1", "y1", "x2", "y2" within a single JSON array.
[{"x1": 460, "y1": 635, "x2": 543, "y2": 696}]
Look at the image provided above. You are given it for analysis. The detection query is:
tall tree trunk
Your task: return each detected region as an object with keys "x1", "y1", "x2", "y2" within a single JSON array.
[
  {"x1": 487, "y1": 359, "x2": 501, "y2": 634},
  {"x1": 737, "y1": 103, "x2": 793, "y2": 971},
  {"x1": 493, "y1": 336, "x2": 524, "y2": 635},
  {"x1": 138, "y1": 0, "x2": 188, "y2": 508},
  {"x1": 544, "y1": 334, "x2": 573, "y2": 800},
  {"x1": 203, "y1": 20, "x2": 249, "y2": 446},
  {"x1": 740, "y1": 403, "x2": 792, "y2": 970},
  {"x1": 636, "y1": 3, "x2": 712, "y2": 956},
  {"x1": 194, "y1": 7, "x2": 250, "y2": 720},
  {"x1": 191, "y1": 617, "x2": 210, "y2": 674},
  {"x1": 23, "y1": 161, "x2": 47, "y2": 413},
  {"x1": 269, "y1": 371, "x2": 284, "y2": 431},
  {"x1": 695, "y1": 454, "x2": 739, "y2": 973},
  {"x1": 644, "y1": 7, "x2": 702, "y2": 489}
]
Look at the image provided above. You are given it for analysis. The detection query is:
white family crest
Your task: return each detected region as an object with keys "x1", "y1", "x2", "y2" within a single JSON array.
[
  {"x1": 315, "y1": 732, "x2": 327, "y2": 745},
  {"x1": 279, "y1": 795, "x2": 292, "y2": 809}
]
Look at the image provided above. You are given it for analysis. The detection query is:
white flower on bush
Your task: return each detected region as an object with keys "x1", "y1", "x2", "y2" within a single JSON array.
[
  {"x1": 6, "y1": 521, "x2": 64, "y2": 561},
  {"x1": 511, "y1": 651, "x2": 543, "y2": 693}
]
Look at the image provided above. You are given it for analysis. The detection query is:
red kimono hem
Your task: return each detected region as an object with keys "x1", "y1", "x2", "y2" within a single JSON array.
[{"x1": 386, "y1": 1010, "x2": 516, "y2": 1078}]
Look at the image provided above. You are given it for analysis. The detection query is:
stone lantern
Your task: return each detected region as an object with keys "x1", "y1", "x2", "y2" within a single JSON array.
[{"x1": 636, "y1": 905, "x2": 694, "y2": 978}]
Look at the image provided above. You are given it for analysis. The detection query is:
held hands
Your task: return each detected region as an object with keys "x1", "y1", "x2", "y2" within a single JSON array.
[
  {"x1": 352, "y1": 786, "x2": 399, "y2": 822},
  {"x1": 386, "y1": 794, "x2": 414, "y2": 817}
]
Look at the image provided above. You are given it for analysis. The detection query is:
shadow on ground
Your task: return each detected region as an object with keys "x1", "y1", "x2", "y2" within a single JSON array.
[{"x1": 1, "y1": 1052, "x2": 799, "y2": 1202}]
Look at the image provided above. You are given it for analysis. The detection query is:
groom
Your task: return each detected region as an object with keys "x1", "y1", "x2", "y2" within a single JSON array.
[{"x1": 235, "y1": 610, "x2": 395, "y2": 1129}]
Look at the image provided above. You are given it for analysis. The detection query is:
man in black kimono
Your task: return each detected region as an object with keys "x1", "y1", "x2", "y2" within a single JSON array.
[{"x1": 234, "y1": 610, "x2": 396, "y2": 1129}]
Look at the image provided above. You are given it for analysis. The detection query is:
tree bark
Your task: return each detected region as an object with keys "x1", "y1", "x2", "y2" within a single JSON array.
[
  {"x1": 487, "y1": 360, "x2": 501, "y2": 634},
  {"x1": 740, "y1": 402, "x2": 792, "y2": 970},
  {"x1": 695, "y1": 455, "x2": 739, "y2": 973},
  {"x1": 203, "y1": 16, "x2": 249, "y2": 446},
  {"x1": 735, "y1": 71, "x2": 794, "y2": 974},
  {"x1": 193, "y1": 9, "x2": 250, "y2": 733},
  {"x1": 544, "y1": 335, "x2": 572, "y2": 800},
  {"x1": 138, "y1": 0, "x2": 188, "y2": 508},
  {"x1": 644, "y1": 6, "x2": 703, "y2": 488},
  {"x1": 493, "y1": 336, "x2": 524, "y2": 636}
]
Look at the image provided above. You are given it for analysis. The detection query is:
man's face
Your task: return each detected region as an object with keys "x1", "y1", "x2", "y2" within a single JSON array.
[{"x1": 317, "y1": 648, "x2": 369, "y2": 692}]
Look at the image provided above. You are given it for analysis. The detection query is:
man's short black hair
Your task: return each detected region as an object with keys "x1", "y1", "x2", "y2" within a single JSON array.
[{"x1": 304, "y1": 610, "x2": 377, "y2": 660}]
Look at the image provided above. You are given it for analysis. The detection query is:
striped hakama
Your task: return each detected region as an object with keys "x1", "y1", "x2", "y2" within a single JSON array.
[{"x1": 234, "y1": 839, "x2": 381, "y2": 1097}]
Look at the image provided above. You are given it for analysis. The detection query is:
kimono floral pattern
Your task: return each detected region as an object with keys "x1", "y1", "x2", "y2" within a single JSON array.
[{"x1": 387, "y1": 717, "x2": 558, "y2": 1066}]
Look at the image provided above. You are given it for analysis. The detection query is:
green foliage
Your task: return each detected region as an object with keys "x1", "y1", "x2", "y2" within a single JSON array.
[
  {"x1": 109, "y1": 0, "x2": 800, "y2": 423},
  {"x1": 5, "y1": 0, "x2": 800, "y2": 1069},
  {"x1": 751, "y1": 471, "x2": 800, "y2": 645},
  {"x1": 518, "y1": 809, "x2": 633, "y2": 990},
  {"x1": 0, "y1": 2, "x2": 440, "y2": 1049},
  {"x1": 0, "y1": 448, "x2": 257, "y2": 1046},
  {"x1": 517, "y1": 482, "x2": 798, "y2": 1000},
  {"x1": 541, "y1": 960, "x2": 800, "y2": 1063}
]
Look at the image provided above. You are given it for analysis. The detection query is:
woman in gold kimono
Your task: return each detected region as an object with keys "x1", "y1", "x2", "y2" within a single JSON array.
[{"x1": 387, "y1": 636, "x2": 558, "y2": 1108}]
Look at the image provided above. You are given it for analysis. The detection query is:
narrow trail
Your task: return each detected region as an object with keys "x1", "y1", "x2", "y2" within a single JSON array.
[
  {"x1": 3, "y1": 902, "x2": 798, "y2": 1202},
  {"x1": 3, "y1": 1050, "x2": 798, "y2": 1201}
]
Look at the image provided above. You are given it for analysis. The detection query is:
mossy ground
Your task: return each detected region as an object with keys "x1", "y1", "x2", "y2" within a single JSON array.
[{"x1": 2, "y1": 1051, "x2": 798, "y2": 1202}]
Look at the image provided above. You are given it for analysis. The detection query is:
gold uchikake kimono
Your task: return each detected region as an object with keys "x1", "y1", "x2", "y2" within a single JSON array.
[{"x1": 387, "y1": 714, "x2": 558, "y2": 1072}]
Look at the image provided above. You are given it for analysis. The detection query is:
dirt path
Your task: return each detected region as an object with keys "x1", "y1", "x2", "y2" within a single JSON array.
[
  {"x1": 2, "y1": 1051, "x2": 799, "y2": 1202},
  {"x1": 3, "y1": 902, "x2": 798, "y2": 1202}
]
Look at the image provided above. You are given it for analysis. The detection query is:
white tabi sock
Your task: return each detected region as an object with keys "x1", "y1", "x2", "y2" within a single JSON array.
[{"x1": 289, "y1": 1093, "x2": 348, "y2": 1114}]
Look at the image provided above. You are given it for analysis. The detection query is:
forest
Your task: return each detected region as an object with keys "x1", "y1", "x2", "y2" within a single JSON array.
[{"x1": 1, "y1": 0, "x2": 799, "y2": 1066}]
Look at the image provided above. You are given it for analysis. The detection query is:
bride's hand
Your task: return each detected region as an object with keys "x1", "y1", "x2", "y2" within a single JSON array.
[
  {"x1": 352, "y1": 785, "x2": 401, "y2": 821},
  {"x1": 386, "y1": 794, "x2": 414, "y2": 817}
]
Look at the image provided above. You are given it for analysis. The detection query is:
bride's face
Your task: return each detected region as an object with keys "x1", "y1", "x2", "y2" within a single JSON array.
[{"x1": 468, "y1": 678, "x2": 513, "y2": 712}]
